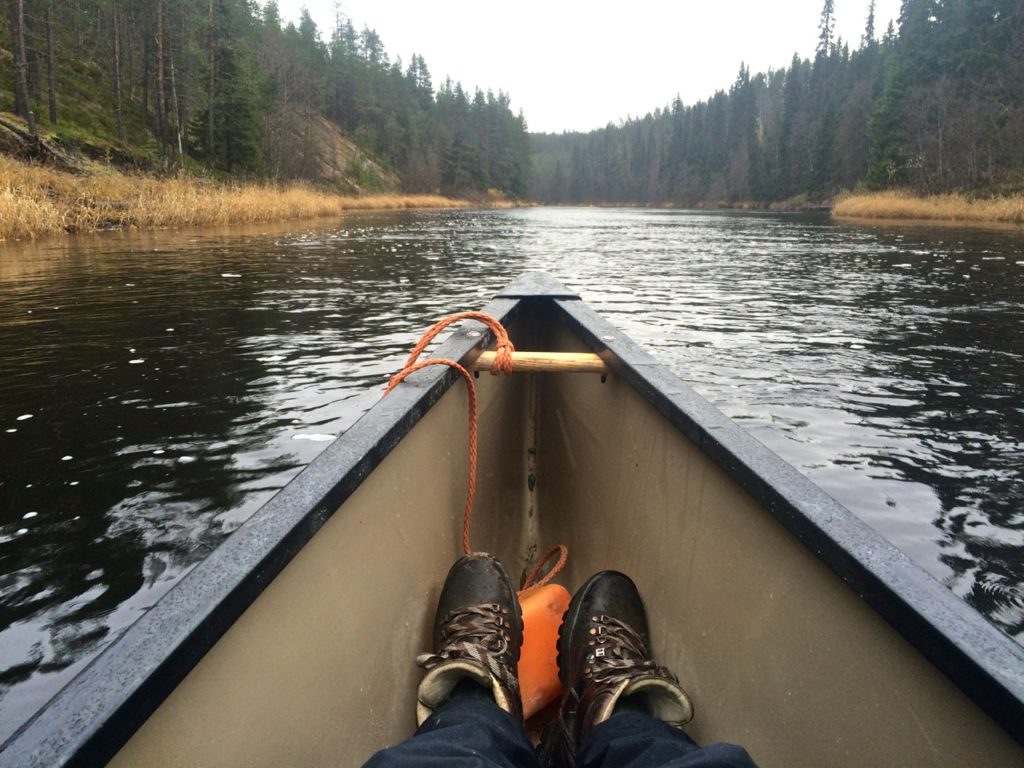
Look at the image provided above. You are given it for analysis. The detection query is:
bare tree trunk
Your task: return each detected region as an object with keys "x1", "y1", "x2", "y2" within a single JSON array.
[
  {"x1": 9, "y1": 0, "x2": 36, "y2": 136},
  {"x1": 112, "y1": 1, "x2": 125, "y2": 141},
  {"x1": 170, "y1": 56, "x2": 184, "y2": 167},
  {"x1": 28, "y1": 43, "x2": 41, "y2": 101},
  {"x1": 142, "y1": 25, "x2": 150, "y2": 129},
  {"x1": 46, "y1": 0, "x2": 57, "y2": 124},
  {"x1": 155, "y1": 0, "x2": 168, "y2": 161},
  {"x1": 177, "y1": 4, "x2": 188, "y2": 140},
  {"x1": 125, "y1": 4, "x2": 134, "y2": 101},
  {"x1": 207, "y1": 0, "x2": 215, "y2": 170},
  {"x1": 74, "y1": 0, "x2": 83, "y2": 53},
  {"x1": 177, "y1": 5, "x2": 189, "y2": 123}
]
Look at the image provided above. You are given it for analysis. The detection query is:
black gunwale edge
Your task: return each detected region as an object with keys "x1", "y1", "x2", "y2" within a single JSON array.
[
  {"x1": 553, "y1": 293, "x2": 1024, "y2": 746},
  {"x1": 496, "y1": 271, "x2": 582, "y2": 299},
  {"x1": 0, "y1": 297, "x2": 522, "y2": 767}
]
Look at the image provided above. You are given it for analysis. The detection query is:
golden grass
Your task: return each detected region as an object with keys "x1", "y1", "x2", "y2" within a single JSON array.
[
  {"x1": 0, "y1": 158, "x2": 478, "y2": 242},
  {"x1": 833, "y1": 190, "x2": 1024, "y2": 225}
]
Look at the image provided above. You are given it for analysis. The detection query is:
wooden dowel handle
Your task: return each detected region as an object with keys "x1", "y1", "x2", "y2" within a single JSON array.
[{"x1": 468, "y1": 351, "x2": 610, "y2": 374}]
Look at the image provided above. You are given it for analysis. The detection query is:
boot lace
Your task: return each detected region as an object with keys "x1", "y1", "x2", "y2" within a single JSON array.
[
  {"x1": 416, "y1": 603, "x2": 519, "y2": 691},
  {"x1": 584, "y1": 614, "x2": 679, "y2": 689}
]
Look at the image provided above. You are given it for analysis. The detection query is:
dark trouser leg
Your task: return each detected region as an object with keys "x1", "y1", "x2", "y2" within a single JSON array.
[
  {"x1": 578, "y1": 713, "x2": 758, "y2": 768},
  {"x1": 363, "y1": 696, "x2": 540, "y2": 768}
]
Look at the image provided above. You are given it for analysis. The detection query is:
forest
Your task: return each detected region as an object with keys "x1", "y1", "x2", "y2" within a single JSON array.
[
  {"x1": 3, "y1": 1, "x2": 1022, "y2": 208},
  {"x1": 529, "y1": 0, "x2": 1024, "y2": 206},
  {"x1": 1, "y1": 0, "x2": 531, "y2": 197}
]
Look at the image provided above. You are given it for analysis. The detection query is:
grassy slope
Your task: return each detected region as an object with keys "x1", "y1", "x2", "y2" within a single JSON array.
[
  {"x1": 0, "y1": 41, "x2": 155, "y2": 162},
  {"x1": 0, "y1": 44, "x2": 485, "y2": 242},
  {"x1": 0, "y1": 157, "x2": 487, "y2": 242}
]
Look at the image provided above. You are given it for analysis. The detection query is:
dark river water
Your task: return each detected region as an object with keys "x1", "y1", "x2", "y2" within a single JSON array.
[{"x1": 1, "y1": 208, "x2": 1022, "y2": 741}]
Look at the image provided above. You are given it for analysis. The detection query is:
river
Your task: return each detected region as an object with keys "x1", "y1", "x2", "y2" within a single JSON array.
[{"x1": 1, "y1": 207, "x2": 1022, "y2": 741}]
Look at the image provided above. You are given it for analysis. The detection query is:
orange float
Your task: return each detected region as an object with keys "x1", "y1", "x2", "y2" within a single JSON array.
[{"x1": 518, "y1": 582, "x2": 571, "y2": 718}]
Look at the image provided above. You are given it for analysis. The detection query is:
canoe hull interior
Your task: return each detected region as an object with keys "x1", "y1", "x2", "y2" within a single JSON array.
[
  {"x1": 108, "y1": 299, "x2": 1023, "y2": 767},
  {"x1": 535, "y1": 322, "x2": 1020, "y2": 765}
]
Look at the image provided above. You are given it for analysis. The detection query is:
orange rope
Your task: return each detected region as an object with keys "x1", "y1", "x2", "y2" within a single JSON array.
[
  {"x1": 385, "y1": 312, "x2": 566, "y2": 591},
  {"x1": 393, "y1": 311, "x2": 515, "y2": 380},
  {"x1": 385, "y1": 357, "x2": 478, "y2": 553},
  {"x1": 519, "y1": 545, "x2": 569, "y2": 594}
]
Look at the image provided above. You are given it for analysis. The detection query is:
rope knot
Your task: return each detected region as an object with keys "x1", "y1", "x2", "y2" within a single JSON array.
[{"x1": 491, "y1": 339, "x2": 516, "y2": 376}]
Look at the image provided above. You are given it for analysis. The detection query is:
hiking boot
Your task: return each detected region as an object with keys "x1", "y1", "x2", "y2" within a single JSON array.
[
  {"x1": 545, "y1": 571, "x2": 693, "y2": 765},
  {"x1": 415, "y1": 553, "x2": 524, "y2": 724}
]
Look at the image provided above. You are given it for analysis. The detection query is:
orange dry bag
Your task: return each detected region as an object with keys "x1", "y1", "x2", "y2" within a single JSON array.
[{"x1": 518, "y1": 583, "x2": 571, "y2": 719}]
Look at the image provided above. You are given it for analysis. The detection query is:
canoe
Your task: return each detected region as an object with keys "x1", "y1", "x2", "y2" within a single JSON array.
[{"x1": 2, "y1": 273, "x2": 1022, "y2": 767}]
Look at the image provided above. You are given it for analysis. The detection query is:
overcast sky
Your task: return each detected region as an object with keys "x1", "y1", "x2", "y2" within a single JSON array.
[{"x1": 289, "y1": 1, "x2": 902, "y2": 134}]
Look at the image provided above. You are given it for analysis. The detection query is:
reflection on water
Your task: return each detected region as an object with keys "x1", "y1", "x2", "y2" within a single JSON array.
[{"x1": 1, "y1": 209, "x2": 1022, "y2": 740}]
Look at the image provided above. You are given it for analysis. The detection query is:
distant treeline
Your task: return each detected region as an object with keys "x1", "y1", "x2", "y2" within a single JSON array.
[
  {"x1": 1, "y1": 1, "x2": 530, "y2": 197},
  {"x1": 529, "y1": 0, "x2": 1024, "y2": 205}
]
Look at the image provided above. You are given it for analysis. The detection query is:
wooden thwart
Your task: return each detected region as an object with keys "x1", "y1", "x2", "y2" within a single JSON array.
[{"x1": 469, "y1": 350, "x2": 610, "y2": 374}]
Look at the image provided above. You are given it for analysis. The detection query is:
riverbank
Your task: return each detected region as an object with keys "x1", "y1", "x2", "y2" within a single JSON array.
[
  {"x1": 833, "y1": 190, "x2": 1024, "y2": 226},
  {"x1": 693, "y1": 195, "x2": 831, "y2": 212},
  {"x1": 0, "y1": 158, "x2": 501, "y2": 243}
]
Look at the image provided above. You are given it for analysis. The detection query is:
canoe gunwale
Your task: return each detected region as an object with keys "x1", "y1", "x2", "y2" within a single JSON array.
[
  {"x1": 0, "y1": 296, "x2": 524, "y2": 767},
  {"x1": 553, "y1": 292, "x2": 1024, "y2": 746}
]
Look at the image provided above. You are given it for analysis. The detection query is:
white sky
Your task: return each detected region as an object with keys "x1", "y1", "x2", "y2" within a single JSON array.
[{"x1": 286, "y1": 1, "x2": 902, "y2": 134}]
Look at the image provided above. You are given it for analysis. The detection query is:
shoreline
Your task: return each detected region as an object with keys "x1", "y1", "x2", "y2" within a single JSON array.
[
  {"x1": 832, "y1": 190, "x2": 1024, "y2": 228},
  {"x1": 0, "y1": 158, "x2": 509, "y2": 243},
  {"x1": 537, "y1": 193, "x2": 1024, "y2": 230},
  {"x1": 6, "y1": 156, "x2": 1022, "y2": 242}
]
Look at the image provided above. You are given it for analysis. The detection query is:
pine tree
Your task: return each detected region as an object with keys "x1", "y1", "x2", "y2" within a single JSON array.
[
  {"x1": 883, "y1": 19, "x2": 897, "y2": 46},
  {"x1": 808, "y1": 103, "x2": 837, "y2": 194},
  {"x1": 779, "y1": 54, "x2": 808, "y2": 197},
  {"x1": 817, "y1": 0, "x2": 836, "y2": 58},
  {"x1": 867, "y1": 61, "x2": 907, "y2": 187},
  {"x1": 862, "y1": 0, "x2": 877, "y2": 48},
  {"x1": 191, "y1": 0, "x2": 263, "y2": 175}
]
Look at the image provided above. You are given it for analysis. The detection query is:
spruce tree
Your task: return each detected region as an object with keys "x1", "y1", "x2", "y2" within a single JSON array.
[
  {"x1": 862, "y1": 0, "x2": 877, "y2": 48},
  {"x1": 190, "y1": 0, "x2": 263, "y2": 175},
  {"x1": 817, "y1": 0, "x2": 836, "y2": 57},
  {"x1": 867, "y1": 62, "x2": 907, "y2": 187}
]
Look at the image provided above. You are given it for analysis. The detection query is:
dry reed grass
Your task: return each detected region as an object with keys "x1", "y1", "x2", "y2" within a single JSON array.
[
  {"x1": 833, "y1": 190, "x2": 1024, "y2": 225},
  {"x1": 0, "y1": 158, "x2": 476, "y2": 242}
]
